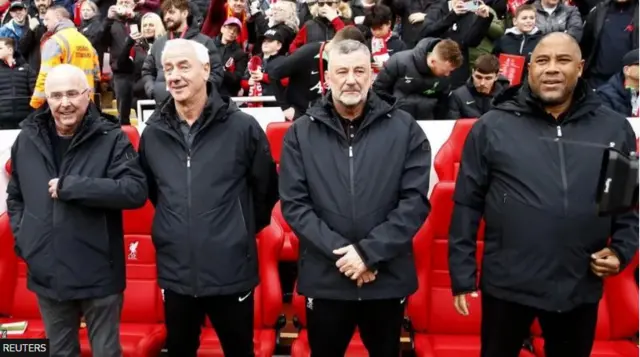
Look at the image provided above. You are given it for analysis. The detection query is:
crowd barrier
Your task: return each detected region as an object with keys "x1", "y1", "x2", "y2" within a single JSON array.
[{"x1": 0, "y1": 97, "x2": 638, "y2": 214}]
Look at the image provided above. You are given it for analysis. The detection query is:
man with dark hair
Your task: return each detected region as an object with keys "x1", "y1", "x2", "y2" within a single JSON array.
[
  {"x1": 140, "y1": 0, "x2": 223, "y2": 104},
  {"x1": 449, "y1": 32, "x2": 638, "y2": 357},
  {"x1": 268, "y1": 25, "x2": 367, "y2": 120},
  {"x1": 373, "y1": 37, "x2": 463, "y2": 119},
  {"x1": 280, "y1": 39, "x2": 430, "y2": 357},
  {"x1": 447, "y1": 54, "x2": 509, "y2": 119}
]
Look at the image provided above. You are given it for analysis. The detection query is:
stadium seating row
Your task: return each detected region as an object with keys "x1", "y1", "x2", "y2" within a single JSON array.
[{"x1": 0, "y1": 122, "x2": 636, "y2": 357}]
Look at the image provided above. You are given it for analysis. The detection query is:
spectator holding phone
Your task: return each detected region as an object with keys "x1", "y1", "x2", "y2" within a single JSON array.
[
  {"x1": 116, "y1": 12, "x2": 165, "y2": 110},
  {"x1": 101, "y1": 0, "x2": 141, "y2": 124}
]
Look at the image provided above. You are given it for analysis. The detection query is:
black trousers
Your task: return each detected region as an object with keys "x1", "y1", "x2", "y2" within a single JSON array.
[
  {"x1": 113, "y1": 73, "x2": 134, "y2": 125},
  {"x1": 164, "y1": 289, "x2": 255, "y2": 357},
  {"x1": 306, "y1": 298, "x2": 405, "y2": 357},
  {"x1": 481, "y1": 292, "x2": 599, "y2": 357}
]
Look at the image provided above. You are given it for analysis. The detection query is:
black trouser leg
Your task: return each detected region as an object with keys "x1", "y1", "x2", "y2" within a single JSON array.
[
  {"x1": 306, "y1": 298, "x2": 357, "y2": 357},
  {"x1": 163, "y1": 290, "x2": 206, "y2": 357},
  {"x1": 358, "y1": 298, "x2": 405, "y2": 357},
  {"x1": 204, "y1": 290, "x2": 255, "y2": 357},
  {"x1": 480, "y1": 293, "x2": 536, "y2": 357},
  {"x1": 113, "y1": 73, "x2": 133, "y2": 125},
  {"x1": 538, "y1": 302, "x2": 599, "y2": 357}
]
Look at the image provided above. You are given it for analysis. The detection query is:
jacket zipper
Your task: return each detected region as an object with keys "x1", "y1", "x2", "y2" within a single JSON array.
[
  {"x1": 187, "y1": 148, "x2": 197, "y2": 297},
  {"x1": 348, "y1": 145, "x2": 361, "y2": 301},
  {"x1": 556, "y1": 125, "x2": 568, "y2": 214}
]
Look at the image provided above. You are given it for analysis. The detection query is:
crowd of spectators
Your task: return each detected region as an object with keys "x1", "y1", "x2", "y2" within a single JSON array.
[{"x1": 0, "y1": 0, "x2": 636, "y2": 127}]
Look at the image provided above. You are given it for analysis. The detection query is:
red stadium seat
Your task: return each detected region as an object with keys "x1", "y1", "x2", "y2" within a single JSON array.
[
  {"x1": 198, "y1": 221, "x2": 285, "y2": 357},
  {"x1": 121, "y1": 125, "x2": 141, "y2": 151},
  {"x1": 272, "y1": 201, "x2": 297, "y2": 261},
  {"x1": 77, "y1": 193, "x2": 164, "y2": 356},
  {"x1": 406, "y1": 182, "x2": 535, "y2": 357},
  {"x1": 265, "y1": 123, "x2": 297, "y2": 261},
  {"x1": 531, "y1": 253, "x2": 639, "y2": 357},
  {"x1": 4, "y1": 159, "x2": 10, "y2": 176},
  {"x1": 265, "y1": 122, "x2": 292, "y2": 172},
  {"x1": 0, "y1": 213, "x2": 47, "y2": 339},
  {"x1": 433, "y1": 119, "x2": 477, "y2": 182}
]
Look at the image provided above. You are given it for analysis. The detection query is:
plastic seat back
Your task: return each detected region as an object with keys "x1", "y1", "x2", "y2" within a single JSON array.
[
  {"x1": 265, "y1": 122, "x2": 292, "y2": 171},
  {"x1": 433, "y1": 119, "x2": 478, "y2": 182},
  {"x1": 408, "y1": 182, "x2": 486, "y2": 334},
  {"x1": 0, "y1": 213, "x2": 18, "y2": 316},
  {"x1": 121, "y1": 234, "x2": 163, "y2": 323},
  {"x1": 121, "y1": 125, "x2": 140, "y2": 151}
]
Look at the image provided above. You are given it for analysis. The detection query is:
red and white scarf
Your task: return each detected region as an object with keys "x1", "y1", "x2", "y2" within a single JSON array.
[
  {"x1": 248, "y1": 56, "x2": 263, "y2": 108},
  {"x1": 371, "y1": 32, "x2": 392, "y2": 74}
]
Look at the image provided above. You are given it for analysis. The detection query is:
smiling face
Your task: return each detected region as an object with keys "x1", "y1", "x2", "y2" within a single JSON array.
[
  {"x1": 162, "y1": 44, "x2": 210, "y2": 103},
  {"x1": 528, "y1": 33, "x2": 584, "y2": 106},
  {"x1": 45, "y1": 67, "x2": 91, "y2": 134}
]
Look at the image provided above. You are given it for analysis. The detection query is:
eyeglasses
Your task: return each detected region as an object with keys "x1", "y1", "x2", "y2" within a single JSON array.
[
  {"x1": 47, "y1": 88, "x2": 89, "y2": 101},
  {"x1": 318, "y1": 1, "x2": 338, "y2": 6}
]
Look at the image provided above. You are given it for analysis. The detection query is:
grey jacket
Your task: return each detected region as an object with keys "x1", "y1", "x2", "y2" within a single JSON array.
[{"x1": 534, "y1": 0, "x2": 583, "y2": 41}]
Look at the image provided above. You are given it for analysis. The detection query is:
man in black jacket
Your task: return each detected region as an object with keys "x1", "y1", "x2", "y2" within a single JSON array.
[
  {"x1": 6, "y1": 64, "x2": 148, "y2": 357},
  {"x1": 447, "y1": 54, "x2": 509, "y2": 119},
  {"x1": 373, "y1": 37, "x2": 462, "y2": 120},
  {"x1": 140, "y1": 0, "x2": 223, "y2": 105},
  {"x1": 138, "y1": 39, "x2": 279, "y2": 357},
  {"x1": 449, "y1": 33, "x2": 639, "y2": 357},
  {"x1": 279, "y1": 39, "x2": 431, "y2": 356},
  {"x1": 0, "y1": 36, "x2": 36, "y2": 129},
  {"x1": 597, "y1": 49, "x2": 639, "y2": 117}
]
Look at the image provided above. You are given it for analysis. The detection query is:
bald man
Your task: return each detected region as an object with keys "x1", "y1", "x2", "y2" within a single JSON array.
[
  {"x1": 7, "y1": 64, "x2": 147, "y2": 357},
  {"x1": 449, "y1": 32, "x2": 638, "y2": 357}
]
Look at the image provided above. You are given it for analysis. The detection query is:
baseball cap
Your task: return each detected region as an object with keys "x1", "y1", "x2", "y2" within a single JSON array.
[
  {"x1": 9, "y1": 1, "x2": 26, "y2": 11},
  {"x1": 263, "y1": 28, "x2": 284, "y2": 43},
  {"x1": 622, "y1": 49, "x2": 639, "y2": 67},
  {"x1": 223, "y1": 17, "x2": 242, "y2": 29}
]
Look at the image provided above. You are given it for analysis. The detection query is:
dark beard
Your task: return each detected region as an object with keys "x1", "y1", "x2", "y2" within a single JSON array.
[{"x1": 166, "y1": 20, "x2": 183, "y2": 32}]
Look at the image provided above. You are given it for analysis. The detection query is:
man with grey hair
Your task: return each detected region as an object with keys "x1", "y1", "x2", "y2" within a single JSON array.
[
  {"x1": 141, "y1": 0, "x2": 224, "y2": 105},
  {"x1": 139, "y1": 39, "x2": 278, "y2": 356},
  {"x1": 279, "y1": 39, "x2": 431, "y2": 356},
  {"x1": 6, "y1": 63, "x2": 148, "y2": 357}
]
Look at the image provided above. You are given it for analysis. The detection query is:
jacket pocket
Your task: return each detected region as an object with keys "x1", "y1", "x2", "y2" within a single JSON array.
[
  {"x1": 18, "y1": 210, "x2": 48, "y2": 261},
  {"x1": 196, "y1": 198, "x2": 253, "y2": 287},
  {"x1": 491, "y1": 195, "x2": 558, "y2": 296}
]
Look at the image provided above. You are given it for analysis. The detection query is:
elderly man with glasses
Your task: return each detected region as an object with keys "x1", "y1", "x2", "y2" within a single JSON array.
[{"x1": 6, "y1": 63, "x2": 147, "y2": 357}]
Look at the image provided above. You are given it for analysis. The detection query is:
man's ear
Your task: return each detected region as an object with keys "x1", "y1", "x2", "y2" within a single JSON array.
[{"x1": 203, "y1": 62, "x2": 210, "y2": 80}]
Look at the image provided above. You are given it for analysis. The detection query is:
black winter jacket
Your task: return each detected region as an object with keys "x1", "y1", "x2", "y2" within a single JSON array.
[
  {"x1": 280, "y1": 92, "x2": 431, "y2": 300},
  {"x1": 373, "y1": 38, "x2": 451, "y2": 120},
  {"x1": 141, "y1": 14, "x2": 224, "y2": 104},
  {"x1": 0, "y1": 58, "x2": 36, "y2": 129},
  {"x1": 446, "y1": 76, "x2": 509, "y2": 119},
  {"x1": 6, "y1": 105, "x2": 148, "y2": 301},
  {"x1": 138, "y1": 85, "x2": 279, "y2": 297},
  {"x1": 102, "y1": 14, "x2": 141, "y2": 73},
  {"x1": 597, "y1": 72, "x2": 634, "y2": 117},
  {"x1": 449, "y1": 82, "x2": 639, "y2": 312},
  {"x1": 17, "y1": 19, "x2": 47, "y2": 72},
  {"x1": 214, "y1": 35, "x2": 248, "y2": 97}
]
